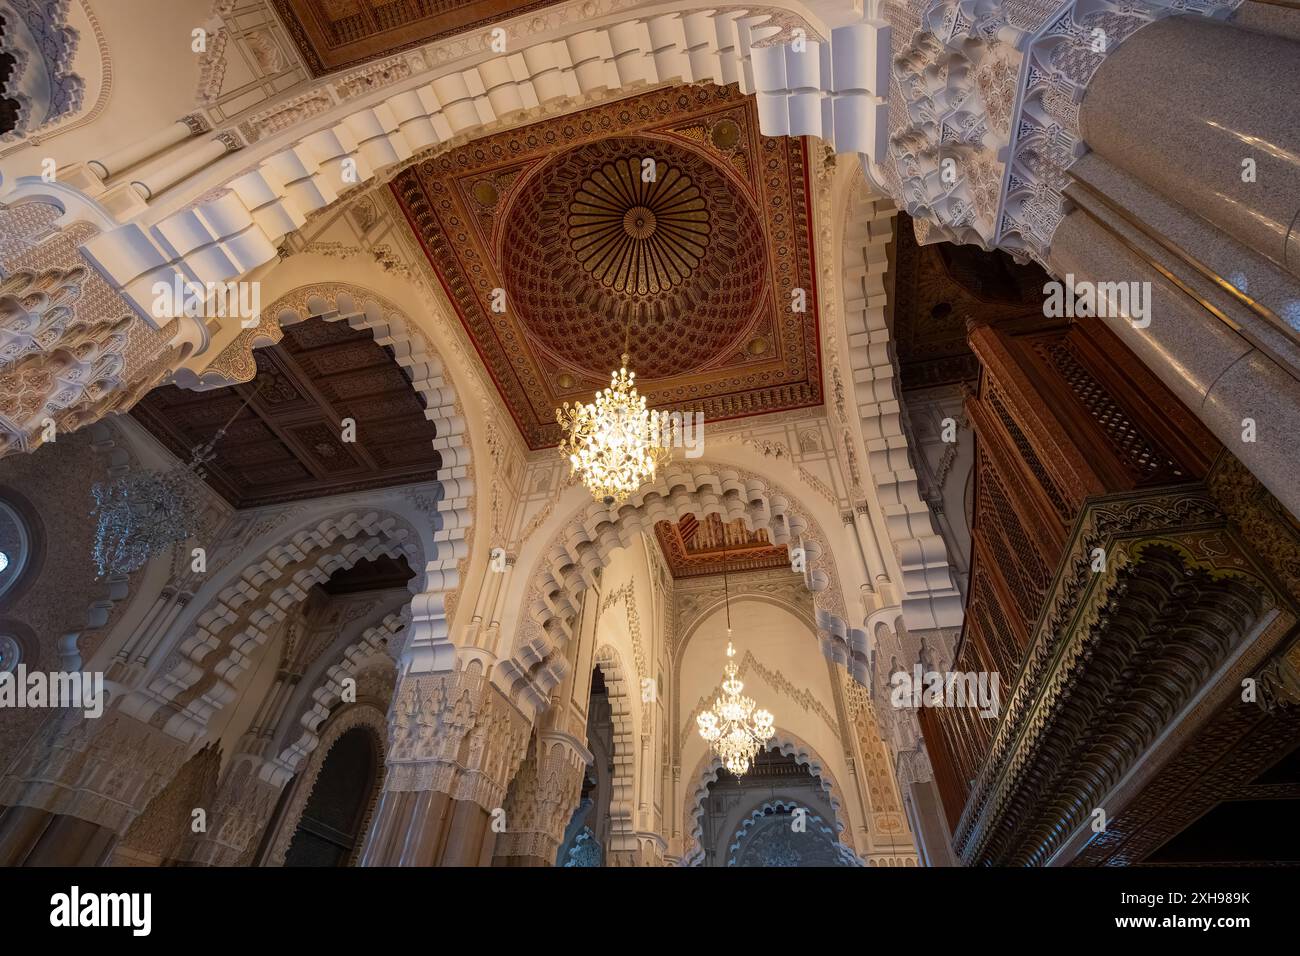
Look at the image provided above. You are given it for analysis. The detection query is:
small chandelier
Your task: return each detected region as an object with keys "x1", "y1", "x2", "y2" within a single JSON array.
[
  {"x1": 556, "y1": 316, "x2": 671, "y2": 504},
  {"x1": 91, "y1": 382, "x2": 260, "y2": 577},
  {"x1": 695, "y1": 550, "x2": 775, "y2": 776},
  {"x1": 91, "y1": 457, "x2": 210, "y2": 578}
]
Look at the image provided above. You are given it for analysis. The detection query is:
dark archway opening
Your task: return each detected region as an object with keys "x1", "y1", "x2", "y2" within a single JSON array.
[{"x1": 283, "y1": 726, "x2": 380, "y2": 867}]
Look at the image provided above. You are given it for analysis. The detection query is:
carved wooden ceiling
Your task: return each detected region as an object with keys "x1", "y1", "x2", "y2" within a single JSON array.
[
  {"x1": 272, "y1": 0, "x2": 564, "y2": 75},
  {"x1": 132, "y1": 319, "x2": 441, "y2": 509},
  {"x1": 892, "y1": 211, "x2": 1051, "y2": 391},
  {"x1": 392, "y1": 83, "x2": 822, "y2": 450},
  {"x1": 654, "y1": 512, "x2": 789, "y2": 579}
]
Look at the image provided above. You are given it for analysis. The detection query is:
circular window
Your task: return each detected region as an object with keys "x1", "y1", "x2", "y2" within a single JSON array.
[
  {"x1": 0, "y1": 634, "x2": 19, "y2": 674},
  {"x1": 0, "y1": 501, "x2": 29, "y2": 601}
]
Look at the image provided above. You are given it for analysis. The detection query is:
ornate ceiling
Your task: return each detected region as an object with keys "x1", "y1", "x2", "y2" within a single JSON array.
[
  {"x1": 132, "y1": 319, "x2": 441, "y2": 509},
  {"x1": 392, "y1": 83, "x2": 821, "y2": 449},
  {"x1": 654, "y1": 512, "x2": 789, "y2": 579},
  {"x1": 272, "y1": 0, "x2": 563, "y2": 75},
  {"x1": 892, "y1": 212, "x2": 1051, "y2": 391}
]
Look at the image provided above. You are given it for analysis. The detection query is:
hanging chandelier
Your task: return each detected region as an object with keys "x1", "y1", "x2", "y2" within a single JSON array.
[
  {"x1": 697, "y1": 641, "x2": 776, "y2": 776},
  {"x1": 91, "y1": 457, "x2": 210, "y2": 578},
  {"x1": 91, "y1": 382, "x2": 261, "y2": 577},
  {"x1": 556, "y1": 322, "x2": 672, "y2": 505},
  {"x1": 695, "y1": 548, "x2": 775, "y2": 776}
]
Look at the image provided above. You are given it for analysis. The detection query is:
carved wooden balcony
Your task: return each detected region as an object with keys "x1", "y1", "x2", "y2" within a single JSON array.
[{"x1": 920, "y1": 317, "x2": 1300, "y2": 866}]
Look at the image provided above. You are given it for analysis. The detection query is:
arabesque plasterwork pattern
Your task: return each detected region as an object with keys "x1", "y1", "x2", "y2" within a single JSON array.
[
  {"x1": 881, "y1": 0, "x2": 1244, "y2": 264},
  {"x1": 384, "y1": 663, "x2": 531, "y2": 811}
]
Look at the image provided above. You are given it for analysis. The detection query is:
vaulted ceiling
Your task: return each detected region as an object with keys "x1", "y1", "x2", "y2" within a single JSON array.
[
  {"x1": 131, "y1": 319, "x2": 441, "y2": 509},
  {"x1": 654, "y1": 512, "x2": 790, "y2": 579},
  {"x1": 273, "y1": 0, "x2": 564, "y2": 75},
  {"x1": 392, "y1": 82, "x2": 822, "y2": 450}
]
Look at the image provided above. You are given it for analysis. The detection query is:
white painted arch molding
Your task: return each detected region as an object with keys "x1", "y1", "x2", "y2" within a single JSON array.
[
  {"x1": 496, "y1": 465, "x2": 867, "y2": 714},
  {"x1": 593, "y1": 645, "x2": 637, "y2": 844},
  {"x1": 80, "y1": 12, "x2": 889, "y2": 326},
  {"x1": 270, "y1": 612, "x2": 406, "y2": 787},
  {"x1": 118, "y1": 511, "x2": 420, "y2": 743},
  {"x1": 210, "y1": 283, "x2": 473, "y2": 674},
  {"x1": 841, "y1": 184, "x2": 963, "y2": 630}
]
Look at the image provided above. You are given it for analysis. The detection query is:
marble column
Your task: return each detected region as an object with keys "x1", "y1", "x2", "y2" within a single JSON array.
[
  {"x1": 0, "y1": 807, "x2": 117, "y2": 866},
  {"x1": 1080, "y1": 15, "x2": 1300, "y2": 278},
  {"x1": 1048, "y1": 204, "x2": 1300, "y2": 520},
  {"x1": 905, "y1": 778, "x2": 957, "y2": 868},
  {"x1": 358, "y1": 666, "x2": 531, "y2": 866}
]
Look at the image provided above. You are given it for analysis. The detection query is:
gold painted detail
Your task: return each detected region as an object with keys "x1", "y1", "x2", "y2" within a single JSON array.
[{"x1": 568, "y1": 159, "x2": 710, "y2": 295}]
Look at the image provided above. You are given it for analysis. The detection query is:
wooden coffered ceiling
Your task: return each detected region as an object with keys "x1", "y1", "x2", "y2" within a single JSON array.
[
  {"x1": 392, "y1": 82, "x2": 822, "y2": 450},
  {"x1": 131, "y1": 318, "x2": 441, "y2": 509},
  {"x1": 272, "y1": 0, "x2": 564, "y2": 75},
  {"x1": 654, "y1": 513, "x2": 789, "y2": 579}
]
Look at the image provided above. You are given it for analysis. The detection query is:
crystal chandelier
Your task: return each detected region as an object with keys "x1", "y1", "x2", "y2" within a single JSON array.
[
  {"x1": 556, "y1": 317, "x2": 671, "y2": 504},
  {"x1": 695, "y1": 551, "x2": 775, "y2": 776},
  {"x1": 91, "y1": 383, "x2": 259, "y2": 577},
  {"x1": 91, "y1": 458, "x2": 210, "y2": 577}
]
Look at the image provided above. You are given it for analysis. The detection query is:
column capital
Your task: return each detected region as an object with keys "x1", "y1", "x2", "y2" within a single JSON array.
[{"x1": 384, "y1": 667, "x2": 532, "y2": 812}]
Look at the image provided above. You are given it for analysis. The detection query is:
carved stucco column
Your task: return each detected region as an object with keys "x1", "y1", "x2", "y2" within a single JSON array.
[
  {"x1": 491, "y1": 731, "x2": 590, "y2": 867},
  {"x1": 0, "y1": 711, "x2": 190, "y2": 865},
  {"x1": 0, "y1": 202, "x2": 200, "y2": 459},
  {"x1": 176, "y1": 755, "x2": 283, "y2": 867},
  {"x1": 359, "y1": 663, "x2": 531, "y2": 867}
]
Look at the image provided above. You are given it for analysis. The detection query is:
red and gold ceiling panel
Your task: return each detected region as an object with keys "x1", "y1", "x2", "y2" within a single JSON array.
[
  {"x1": 273, "y1": 0, "x2": 566, "y2": 75},
  {"x1": 654, "y1": 513, "x2": 791, "y2": 579},
  {"x1": 391, "y1": 83, "x2": 822, "y2": 450}
]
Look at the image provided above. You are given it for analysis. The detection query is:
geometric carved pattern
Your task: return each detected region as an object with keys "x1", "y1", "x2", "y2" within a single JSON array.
[
  {"x1": 392, "y1": 83, "x2": 820, "y2": 448},
  {"x1": 653, "y1": 512, "x2": 789, "y2": 579},
  {"x1": 949, "y1": 484, "x2": 1285, "y2": 866}
]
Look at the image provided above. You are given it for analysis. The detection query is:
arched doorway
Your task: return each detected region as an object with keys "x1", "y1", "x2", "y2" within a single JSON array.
[
  {"x1": 283, "y1": 727, "x2": 381, "y2": 867},
  {"x1": 556, "y1": 665, "x2": 614, "y2": 867}
]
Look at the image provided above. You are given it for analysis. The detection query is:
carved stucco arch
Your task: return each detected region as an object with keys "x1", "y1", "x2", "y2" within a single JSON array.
[
  {"x1": 269, "y1": 611, "x2": 405, "y2": 787},
  {"x1": 498, "y1": 463, "x2": 863, "y2": 716},
  {"x1": 681, "y1": 729, "x2": 854, "y2": 865},
  {"x1": 592, "y1": 644, "x2": 636, "y2": 848},
  {"x1": 192, "y1": 280, "x2": 475, "y2": 675},
  {"x1": 838, "y1": 175, "x2": 964, "y2": 632},
  {"x1": 261, "y1": 703, "x2": 389, "y2": 867},
  {"x1": 81, "y1": 6, "x2": 884, "y2": 332},
  {"x1": 724, "y1": 798, "x2": 864, "y2": 867},
  {"x1": 118, "y1": 509, "x2": 422, "y2": 744}
]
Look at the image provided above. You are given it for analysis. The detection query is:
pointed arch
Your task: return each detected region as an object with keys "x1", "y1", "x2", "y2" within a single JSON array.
[
  {"x1": 498, "y1": 464, "x2": 864, "y2": 715},
  {"x1": 119, "y1": 510, "x2": 422, "y2": 744},
  {"x1": 682, "y1": 729, "x2": 854, "y2": 865}
]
